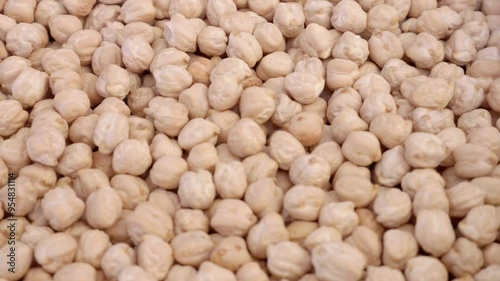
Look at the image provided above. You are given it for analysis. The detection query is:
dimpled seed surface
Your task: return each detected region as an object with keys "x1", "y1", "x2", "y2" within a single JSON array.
[{"x1": 0, "y1": 1, "x2": 500, "y2": 280}]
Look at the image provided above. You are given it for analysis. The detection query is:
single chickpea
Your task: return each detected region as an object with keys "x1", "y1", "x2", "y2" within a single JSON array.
[
  {"x1": 326, "y1": 59, "x2": 360, "y2": 91},
  {"x1": 170, "y1": 231, "x2": 214, "y2": 267},
  {"x1": 125, "y1": 202, "x2": 175, "y2": 244},
  {"x1": 382, "y1": 229, "x2": 418, "y2": 270},
  {"x1": 246, "y1": 213, "x2": 289, "y2": 259},
  {"x1": 120, "y1": 0, "x2": 156, "y2": 24},
  {"x1": 369, "y1": 31, "x2": 404, "y2": 68},
  {"x1": 164, "y1": 13, "x2": 205, "y2": 53},
  {"x1": 196, "y1": 261, "x2": 237, "y2": 281},
  {"x1": 380, "y1": 58, "x2": 419, "y2": 90},
  {"x1": 273, "y1": 2, "x2": 305, "y2": 38},
  {"x1": 445, "y1": 29, "x2": 477, "y2": 66},
  {"x1": 34, "y1": 233, "x2": 77, "y2": 274},
  {"x1": 404, "y1": 132, "x2": 448, "y2": 168},
  {"x1": 253, "y1": 22, "x2": 285, "y2": 54},
  {"x1": 332, "y1": 32, "x2": 369, "y2": 66},
  {"x1": 6, "y1": 23, "x2": 49, "y2": 58},
  {"x1": 150, "y1": 155, "x2": 188, "y2": 190},
  {"x1": 267, "y1": 241, "x2": 312, "y2": 280},
  {"x1": 458, "y1": 205, "x2": 499, "y2": 247},
  {"x1": 453, "y1": 144, "x2": 498, "y2": 178},
  {"x1": 3, "y1": 0, "x2": 35, "y2": 23},
  {"x1": 0, "y1": 100, "x2": 29, "y2": 137},
  {"x1": 341, "y1": 131, "x2": 381, "y2": 167},
  {"x1": 319, "y1": 201, "x2": 359, "y2": 237},
  {"x1": 0, "y1": 242, "x2": 32, "y2": 280},
  {"x1": 52, "y1": 89, "x2": 91, "y2": 123},
  {"x1": 441, "y1": 238, "x2": 484, "y2": 278},
  {"x1": 366, "y1": 4, "x2": 400, "y2": 35},
  {"x1": 100, "y1": 243, "x2": 136, "y2": 280},
  {"x1": 304, "y1": 0, "x2": 333, "y2": 29},
  {"x1": 312, "y1": 242, "x2": 367, "y2": 281},
  {"x1": 373, "y1": 188, "x2": 412, "y2": 228},
  {"x1": 178, "y1": 169, "x2": 216, "y2": 210},
  {"x1": 331, "y1": 0, "x2": 367, "y2": 34},
  {"x1": 457, "y1": 109, "x2": 493, "y2": 135},
  {"x1": 93, "y1": 111, "x2": 129, "y2": 155},
  {"x1": 165, "y1": 265, "x2": 197, "y2": 281},
  {"x1": 205, "y1": 0, "x2": 237, "y2": 27}
]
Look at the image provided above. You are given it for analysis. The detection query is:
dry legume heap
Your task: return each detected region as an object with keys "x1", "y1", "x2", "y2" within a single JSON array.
[{"x1": 0, "y1": 0, "x2": 499, "y2": 280}]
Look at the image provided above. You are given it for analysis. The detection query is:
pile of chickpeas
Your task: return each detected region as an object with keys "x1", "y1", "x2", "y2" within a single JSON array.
[{"x1": 0, "y1": 0, "x2": 499, "y2": 280}]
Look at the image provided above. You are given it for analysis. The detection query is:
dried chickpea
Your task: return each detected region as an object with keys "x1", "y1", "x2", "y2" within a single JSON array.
[
  {"x1": 373, "y1": 188, "x2": 412, "y2": 228},
  {"x1": 273, "y1": 2, "x2": 305, "y2": 38},
  {"x1": 331, "y1": 0, "x2": 367, "y2": 34},
  {"x1": 332, "y1": 32, "x2": 369, "y2": 66},
  {"x1": 0, "y1": 100, "x2": 29, "y2": 137},
  {"x1": 312, "y1": 242, "x2": 367, "y2": 281},
  {"x1": 458, "y1": 205, "x2": 499, "y2": 247},
  {"x1": 253, "y1": 22, "x2": 285, "y2": 54},
  {"x1": 326, "y1": 59, "x2": 360, "y2": 91},
  {"x1": 453, "y1": 144, "x2": 499, "y2": 178},
  {"x1": 366, "y1": 4, "x2": 400, "y2": 35},
  {"x1": 405, "y1": 256, "x2": 448, "y2": 281},
  {"x1": 100, "y1": 243, "x2": 136, "y2": 280},
  {"x1": 53, "y1": 89, "x2": 91, "y2": 123}
]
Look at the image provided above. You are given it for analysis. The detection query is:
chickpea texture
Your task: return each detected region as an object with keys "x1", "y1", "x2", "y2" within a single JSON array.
[{"x1": 0, "y1": 0, "x2": 500, "y2": 280}]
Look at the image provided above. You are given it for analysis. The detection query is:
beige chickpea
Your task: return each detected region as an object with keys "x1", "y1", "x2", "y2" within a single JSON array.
[
  {"x1": 169, "y1": 0, "x2": 205, "y2": 19},
  {"x1": 211, "y1": 199, "x2": 257, "y2": 237},
  {"x1": 405, "y1": 33, "x2": 445, "y2": 69},
  {"x1": 244, "y1": 177, "x2": 282, "y2": 217},
  {"x1": 52, "y1": 89, "x2": 90, "y2": 123},
  {"x1": 150, "y1": 155, "x2": 187, "y2": 190},
  {"x1": 271, "y1": 93, "x2": 302, "y2": 127},
  {"x1": 299, "y1": 23, "x2": 334, "y2": 59},
  {"x1": 48, "y1": 68, "x2": 82, "y2": 95},
  {"x1": 471, "y1": 177, "x2": 500, "y2": 205},
  {"x1": 304, "y1": 0, "x2": 333, "y2": 29},
  {"x1": 120, "y1": 36, "x2": 154, "y2": 74},
  {"x1": 84, "y1": 3, "x2": 120, "y2": 30},
  {"x1": 144, "y1": 97, "x2": 189, "y2": 138},
  {"x1": 430, "y1": 62, "x2": 464, "y2": 82},
  {"x1": 0, "y1": 14, "x2": 16, "y2": 43},
  {"x1": 483, "y1": 243, "x2": 500, "y2": 266},
  {"x1": 319, "y1": 202, "x2": 358, "y2": 237},
  {"x1": 48, "y1": 15, "x2": 82, "y2": 44},
  {"x1": 26, "y1": 128, "x2": 65, "y2": 167},
  {"x1": 75, "y1": 230, "x2": 110, "y2": 269},
  {"x1": 366, "y1": 4, "x2": 400, "y2": 35},
  {"x1": 41, "y1": 49, "x2": 81, "y2": 77},
  {"x1": 91, "y1": 42, "x2": 123, "y2": 77},
  {"x1": 128, "y1": 116, "x2": 154, "y2": 143},
  {"x1": 109, "y1": 175, "x2": 148, "y2": 210},
  {"x1": 413, "y1": 184, "x2": 449, "y2": 216},
  {"x1": 92, "y1": 151, "x2": 115, "y2": 180},
  {"x1": 174, "y1": 209, "x2": 209, "y2": 234},
  {"x1": 448, "y1": 75, "x2": 484, "y2": 116},
  {"x1": 197, "y1": 26, "x2": 227, "y2": 57},
  {"x1": 331, "y1": 0, "x2": 366, "y2": 34},
  {"x1": 445, "y1": 29, "x2": 477, "y2": 66},
  {"x1": 226, "y1": 31, "x2": 262, "y2": 68},
  {"x1": 127, "y1": 87, "x2": 154, "y2": 117},
  {"x1": 205, "y1": 0, "x2": 236, "y2": 26},
  {"x1": 95, "y1": 64, "x2": 132, "y2": 100},
  {"x1": 256, "y1": 52, "x2": 294, "y2": 81},
  {"x1": 285, "y1": 71, "x2": 325, "y2": 105},
  {"x1": 178, "y1": 169, "x2": 216, "y2": 210},
  {"x1": 0, "y1": 100, "x2": 28, "y2": 137},
  {"x1": 295, "y1": 57, "x2": 326, "y2": 81},
  {"x1": 286, "y1": 112, "x2": 324, "y2": 147},
  {"x1": 303, "y1": 226, "x2": 342, "y2": 252},
  {"x1": 446, "y1": 181, "x2": 486, "y2": 217},
  {"x1": 461, "y1": 21, "x2": 490, "y2": 50},
  {"x1": 165, "y1": 265, "x2": 197, "y2": 281},
  {"x1": 153, "y1": 65, "x2": 193, "y2": 98},
  {"x1": 369, "y1": 113, "x2": 412, "y2": 149},
  {"x1": 454, "y1": 144, "x2": 498, "y2": 178},
  {"x1": 242, "y1": 152, "x2": 278, "y2": 184},
  {"x1": 112, "y1": 139, "x2": 152, "y2": 176},
  {"x1": 381, "y1": 58, "x2": 419, "y2": 90},
  {"x1": 335, "y1": 175, "x2": 376, "y2": 207},
  {"x1": 11, "y1": 67, "x2": 48, "y2": 108},
  {"x1": 326, "y1": 59, "x2": 360, "y2": 91},
  {"x1": 332, "y1": 32, "x2": 369, "y2": 66},
  {"x1": 487, "y1": 78, "x2": 500, "y2": 112},
  {"x1": 441, "y1": 238, "x2": 484, "y2": 277},
  {"x1": 312, "y1": 242, "x2": 367, "y2": 281},
  {"x1": 20, "y1": 225, "x2": 54, "y2": 250},
  {"x1": 187, "y1": 56, "x2": 214, "y2": 86},
  {"x1": 210, "y1": 236, "x2": 252, "y2": 271},
  {"x1": 136, "y1": 235, "x2": 173, "y2": 280},
  {"x1": 342, "y1": 131, "x2": 381, "y2": 167},
  {"x1": 216, "y1": 144, "x2": 240, "y2": 164},
  {"x1": 409, "y1": 0, "x2": 438, "y2": 18},
  {"x1": 267, "y1": 241, "x2": 312, "y2": 280},
  {"x1": 289, "y1": 154, "x2": 330, "y2": 188},
  {"x1": 93, "y1": 111, "x2": 129, "y2": 155},
  {"x1": 366, "y1": 266, "x2": 406, "y2": 281},
  {"x1": 170, "y1": 231, "x2": 214, "y2": 267},
  {"x1": 273, "y1": 2, "x2": 305, "y2": 38},
  {"x1": 247, "y1": 0, "x2": 277, "y2": 20},
  {"x1": 213, "y1": 161, "x2": 246, "y2": 199},
  {"x1": 208, "y1": 76, "x2": 244, "y2": 111},
  {"x1": 164, "y1": 14, "x2": 205, "y2": 53},
  {"x1": 125, "y1": 202, "x2": 175, "y2": 244},
  {"x1": 219, "y1": 11, "x2": 258, "y2": 35},
  {"x1": 287, "y1": 221, "x2": 319, "y2": 245},
  {"x1": 475, "y1": 265, "x2": 500, "y2": 281},
  {"x1": 34, "y1": 233, "x2": 77, "y2": 274},
  {"x1": 18, "y1": 164, "x2": 56, "y2": 199},
  {"x1": 0, "y1": 139, "x2": 30, "y2": 174},
  {"x1": 53, "y1": 263, "x2": 97, "y2": 281},
  {"x1": 405, "y1": 256, "x2": 447, "y2": 281},
  {"x1": 100, "y1": 243, "x2": 136, "y2": 280},
  {"x1": 149, "y1": 134, "x2": 182, "y2": 160},
  {"x1": 0, "y1": 176, "x2": 36, "y2": 216},
  {"x1": 369, "y1": 31, "x2": 404, "y2": 68},
  {"x1": 414, "y1": 209, "x2": 455, "y2": 257},
  {"x1": 0, "y1": 56, "x2": 32, "y2": 94},
  {"x1": 284, "y1": 185, "x2": 325, "y2": 221},
  {"x1": 177, "y1": 118, "x2": 219, "y2": 151},
  {"x1": 458, "y1": 205, "x2": 499, "y2": 247},
  {"x1": 64, "y1": 29, "x2": 102, "y2": 66},
  {"x1": 93, "y1": 100, "x2": 129, "y2": 119},
  {"x1": 253, "y1": 22, "x2": 285, "y2": 54},
  {"x1": 55, "y1": 143, "x2": 93, "y2": 177},
  {"x1": 411, "y1": 107, "x2": 454, "y2": 135},
  {"x1": 346, "y1": 226, "x2": 382, "y2": 266},
  {"x1": 3, "y1": 0, "x2": 35, "y2": 22},
  {"x1": 404, "y1": 132, "x2": 448, "y2": 168},
  {"x1": 373, "y1": 188, "x2": 412, "y2": 228},
  {"x1": 401, "y1": 169, "x2": 444, "y2": 199},
  {"x1": 120, "y1": 0, "x2": 156, "y2": 24},
  {"x1": 330, "y1": 108, "x2": 369, "y2": 145},
  {"x1": 225, "y1": 118, "x2": 264, "y2": 158},
  {"x1": 236, "y1": 262, "x2": 269, "y2": 281},
  {"x1": 115, "y1": 22, "x2": 154, "y2": 47},
  {"x1": 269, "y1": 130, "x2": 306, "y2": 170},
  {"x1": 239, "y1": 86, "x2": 276, "y2": 124},
  {"x1": 196, "y1": 261, "x2": 237, "y2": 281},
  {"x1": 85, "y1": 188, "x2": 123, "y2": 229},
  {"x1": 68, "y1": 115, "x2": 97, "y2": 149},
  {"x1": 382, "y1": 229, "x2": 418, "y2": 270},
  {"x1": 246, "y1": 213, "x2": 289, "y2": 259},
  {"x1": 374, "y1": 146, "x2": 410, "y2": 186},
  {"x1": 457, "y1": 109, "x2": 493, "y2": 135},
  {"x1": 360, "y1": 91, "x2": 397, "y2": 123},
  {"x1": 0, "y1": 241, "x2": 32, "y2": 280},
  {"x1": 6, "y1": 22, "x2": 48, "y2": 58},
  {"x1": 186, "y1": 142, "x2": 218, "y2": 172}
]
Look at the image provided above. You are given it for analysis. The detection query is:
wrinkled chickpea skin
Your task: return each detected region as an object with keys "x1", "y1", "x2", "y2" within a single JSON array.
[{"x1": 1, "y1": 0, "x2": 500, "y2": 280}]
